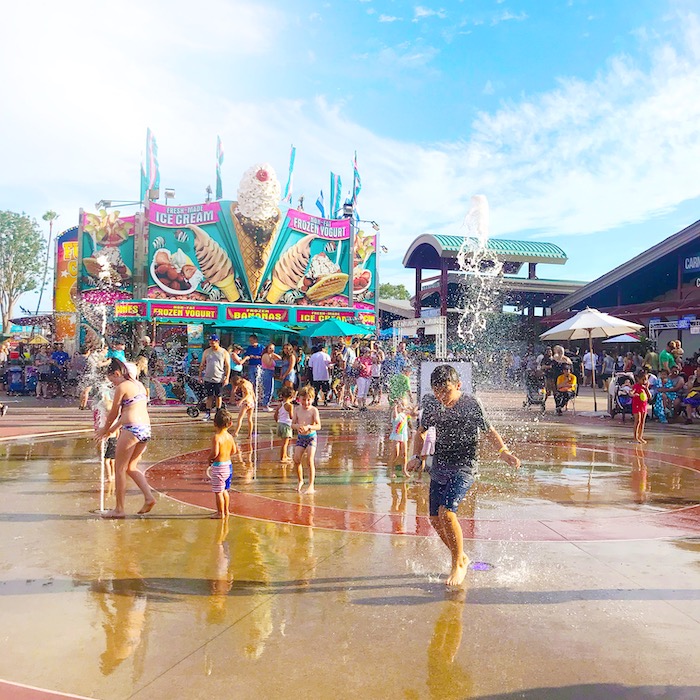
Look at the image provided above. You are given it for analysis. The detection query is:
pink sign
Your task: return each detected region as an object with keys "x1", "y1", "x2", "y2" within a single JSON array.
[
  {"x1": 115, "y1": 302, "x2": 147, "y2": 318},
  {"x1": 287, "y1": 209, "x2": 350, "y2": 240},
  {"x1": 149, "y1": 202, "x2": 221, "y2": 227},
  {"x1": 297, "y1": 309, "x2": 355, "y2": 324}
]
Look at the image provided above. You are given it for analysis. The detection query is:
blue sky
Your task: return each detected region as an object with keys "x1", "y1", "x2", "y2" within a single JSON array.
[{"x1": 3, "y1": 0, "x2": 700, "y2": 312}]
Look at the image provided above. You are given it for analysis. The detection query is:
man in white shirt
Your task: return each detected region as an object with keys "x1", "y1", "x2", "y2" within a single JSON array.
[
  {"x1": 582, "y1": 350, "x2": 598, "y2": 387},
  {"x1": 308, "y1": 344, "x2": 332, "y2": 406}
]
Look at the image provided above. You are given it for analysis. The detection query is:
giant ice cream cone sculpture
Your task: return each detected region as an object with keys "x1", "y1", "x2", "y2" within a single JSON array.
[
  {"x1": 231, "y1": 163, "x2": 283, "y2": 300},
  {"x1": 266, "y1": 235, "x2": 314, "y2": 303},
  {"x1": 188, "y1": 224, "x2": 240, "y2": 302}
]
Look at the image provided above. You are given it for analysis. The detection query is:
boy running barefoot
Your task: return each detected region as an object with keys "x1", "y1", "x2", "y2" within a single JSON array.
[
  {"x1": 208, "y1": 409, "x2": 235, "y2": 518},
  {"x1": 411, "y1": 365, "x2": 520, "y2": 587},
  {"x1": 231, "y1": 375, "x2": 255, "y2": 440},
  {"x1": 292, "y1": 386, "x2": 321, "y2": 494}
]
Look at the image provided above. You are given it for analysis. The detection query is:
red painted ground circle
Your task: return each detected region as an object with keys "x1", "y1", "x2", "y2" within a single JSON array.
[{"x1": 147, "y1": 439, "x2": 700, "y2": 542}]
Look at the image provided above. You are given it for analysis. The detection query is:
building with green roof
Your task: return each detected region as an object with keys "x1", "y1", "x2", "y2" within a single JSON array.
[{"x1": 401, "y1": 233, "x2": 585, "y2": 320}]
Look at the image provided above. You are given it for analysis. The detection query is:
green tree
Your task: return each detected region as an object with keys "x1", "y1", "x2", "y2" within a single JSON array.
[
  {"x1": 379, "y1": 283, "x2": 411, "y2": 300},
  {"x1": 0, "y1": 211, "x2": 46, "y2": 333}
]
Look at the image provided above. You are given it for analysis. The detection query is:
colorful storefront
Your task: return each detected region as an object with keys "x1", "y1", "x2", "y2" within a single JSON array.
[{"x1": 75, "y1": 162, "x2": 378, "y2": 369}]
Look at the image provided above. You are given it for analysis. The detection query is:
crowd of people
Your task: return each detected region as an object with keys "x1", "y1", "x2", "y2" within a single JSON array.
[
  {"x1": 188, "y1": 334, "x2": 415, "y2": 420},
  {"x1": 516, "y1": 339, "x2": 700, "y2": 425}
]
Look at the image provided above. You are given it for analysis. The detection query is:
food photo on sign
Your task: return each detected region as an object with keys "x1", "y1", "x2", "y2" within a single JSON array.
[
  {"x1": 353, "y1": 227, "x2": 376, "y2": 310},
  {"x1": 80, "y1": 210, "x2": 135, "y2": 293},
  {"x1": 147, "y1": 162, "x2": 355, "y2": 307}
]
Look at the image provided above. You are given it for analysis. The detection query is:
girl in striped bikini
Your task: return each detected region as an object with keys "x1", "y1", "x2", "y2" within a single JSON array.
[{"x1": 95, "y1": 359, "x2": 156, "y2": 518}]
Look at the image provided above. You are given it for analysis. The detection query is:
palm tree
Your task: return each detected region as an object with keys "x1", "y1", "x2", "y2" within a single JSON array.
[{"x1": 35, "y1": 210, "x2": 59, "y2": 315}]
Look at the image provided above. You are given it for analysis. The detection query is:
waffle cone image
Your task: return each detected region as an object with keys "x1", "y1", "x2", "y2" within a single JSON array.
[
  {"x1": 230, "y1": 202, "x2": 281, "y2": 299},
  {"x1": 188, "y1": 225, "x2": 240, "y2": 302},
  {"x1": 266, "y1": 235, "x2": 314, "y2": 303}
]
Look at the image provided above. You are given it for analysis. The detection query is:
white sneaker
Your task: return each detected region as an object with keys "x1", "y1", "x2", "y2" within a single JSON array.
[
  {"x1": 201, "y1": 414, "x2": 211, "y2": 421},
  {"x1": 0, "y1": 405, "x2": 7, "y2": 417}
]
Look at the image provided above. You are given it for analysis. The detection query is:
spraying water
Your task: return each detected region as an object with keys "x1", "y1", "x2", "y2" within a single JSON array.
[{"x1": 456, "y1": 195, "x2": 504, "y2": 348}]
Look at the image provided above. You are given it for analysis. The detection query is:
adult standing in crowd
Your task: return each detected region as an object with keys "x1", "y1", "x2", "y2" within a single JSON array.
[
  {"x1": 199, "y1": 335, "x2": 230, "y2": 421},
  {"x1": 35, "y1": 347, "x2": 52, "y2": 399},
  {"x1": 308, "y1": 343, "x2": 332, "y2": 406},
  {"x1": 354, "y1": 346, "x2": 374, "y2": 412},
  {"x1": 643, "y1": 346, "x2": 659, "y2": 374},
  {"x1": 659, "y1": 341, "x2": 676, "y2": 372},
  {"x1": 279, "y1": 343, "x2": 297, "y2": 390},
  {"x1": 260, "y1": 343, "x2": 281, "y2": 411},
  {"x1": 243, "y1": 334, "x2": 264, "y2": 383},
  {"x1": 67, "y1": 345, "x2": 89, "y2": 399},
  {"x1": 600, "y1": 351, "x2": 615, "y2": 391},
  {"x1": 369, "y1": 341, "x2": 385, "y2": 405},
  {"x1": 229, "y1": 344, "x2": 245, "y2": 380},
  {"x1": 582, "y1": 347, "x2": 597, "y2": 387}
]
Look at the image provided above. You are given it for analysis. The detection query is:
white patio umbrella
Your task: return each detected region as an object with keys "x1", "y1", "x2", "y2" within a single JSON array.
[
  {"x1": 602, "y1": 334, "x2": 639, "y2": 344},
  {"x1": 540, "y1": 308, "x2": 643, "y2": 411}
]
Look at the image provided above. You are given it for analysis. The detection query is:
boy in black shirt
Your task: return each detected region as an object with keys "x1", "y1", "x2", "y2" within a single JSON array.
[{"x1": 411, "y1": 365, "x2": 520, "y2": 587}]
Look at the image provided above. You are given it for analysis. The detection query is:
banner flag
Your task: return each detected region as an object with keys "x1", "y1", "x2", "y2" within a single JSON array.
[
  {"x1": 139, "y1": 162, "x2": 148, "y2": 202},
  {"x1": 330, "y1": 172, "x2": 342, "y2": 219},
  {"x1": 216, "y1": 135, "x2": 224, "y2": 200},
  {"x1": 315, "y1": 190, "x2": 325, "y2": 218},
  {"x1": 146, "y1": 128, "x2": 160, "y2": 193},
  {"x1": 352, "y1": 151, "x2": 362, "y2": 204},
  {"x1": 282, "y1": 144, "x2": 296, "y2": 203}
]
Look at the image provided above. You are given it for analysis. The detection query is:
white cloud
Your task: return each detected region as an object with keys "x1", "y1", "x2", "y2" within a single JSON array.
[
  {"x1": 4, "y1": 3, "x2": 700, "y2": 296},
  {"x1": 491, "y1": 9, "x2": 528, "y2": 25},
  {"x1": 379, "y1": 14, "x2": 402, "y2": 22},
  {"x1": 482, "y1": 80, "x2": 495, "y2": 95},
  {"x1": 414, "y1": 6, "x2": 447, "y2": 21}
]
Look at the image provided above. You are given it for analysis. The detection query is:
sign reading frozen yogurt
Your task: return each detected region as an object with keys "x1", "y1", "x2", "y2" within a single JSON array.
[{"x1": 288, "y1": 211, "x2": 350, "y2": 240}]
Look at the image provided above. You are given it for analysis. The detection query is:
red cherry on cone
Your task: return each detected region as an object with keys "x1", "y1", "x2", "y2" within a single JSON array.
[{"x1": 256, "y1": 169, "x2": 269, "y2": 182}]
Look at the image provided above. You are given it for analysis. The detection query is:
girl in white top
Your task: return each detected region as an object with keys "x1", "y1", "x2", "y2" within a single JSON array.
[{"x1": 274, "y1": 386, "x2": 296, "y2": 462}]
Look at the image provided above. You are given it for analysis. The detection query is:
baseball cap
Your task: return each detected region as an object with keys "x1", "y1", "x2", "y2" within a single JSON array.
[{"x1": 209, "y1": 334, "x2": 220, "y2": 342}]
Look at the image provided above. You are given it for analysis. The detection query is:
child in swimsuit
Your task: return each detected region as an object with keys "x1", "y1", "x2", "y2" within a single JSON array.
[
  {"x1": 292, "y1": 385, "x2": 321, "y2": 494},
  {"x1": 93, "y1": 387, "x2": 119, "y2": 482},
  {"x1": 94, "y1": 358, "x2": 155, "y2": 518},
  {"x1": 208, "y1": 409, "x2": 236, "y2": 518},
  {"x1": 389, "y1": 399, "x2": 411, "y2": 477},
  {"x1": 231, "y1": 375, "x2": 256, "y2": 440},
  {"x1": 275, "y1": 386, "x2": 296, "y2": 462}
]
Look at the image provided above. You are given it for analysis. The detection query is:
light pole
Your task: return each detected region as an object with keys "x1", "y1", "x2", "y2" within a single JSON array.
[
  {"x1": 164, "y1": 188, "x2": 176, "y2": 206},
  {"x1": 35, "y1": 211, "x2": 59, "y2": 316}
]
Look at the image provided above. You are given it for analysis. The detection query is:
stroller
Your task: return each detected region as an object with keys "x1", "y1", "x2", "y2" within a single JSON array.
[
  {"x1": 181, "y1": 375, "x2": 208, "y2": 418},
  {"x1": 608, "y1": 372, "x2": 634, "y2": 422},
  {"x1": 523, "y1": 370, "x2": 546, "y2": 412}
]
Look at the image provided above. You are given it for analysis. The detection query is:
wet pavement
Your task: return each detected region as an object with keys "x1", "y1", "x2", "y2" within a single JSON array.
[{"x1": 0, "y1": 392, "x2": 699, "y2": 699}]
